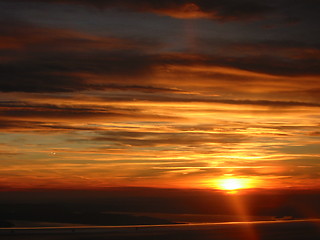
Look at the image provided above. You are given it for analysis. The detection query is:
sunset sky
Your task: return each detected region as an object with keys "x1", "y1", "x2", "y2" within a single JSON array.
[{"x1": 0, "y1": 0, "x2": 319, "y2": 191}]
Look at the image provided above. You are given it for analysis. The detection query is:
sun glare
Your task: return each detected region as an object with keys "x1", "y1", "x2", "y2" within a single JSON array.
[
  {"x1": 216, "y1": 178, "x2": 251, "y2": 192},
  {"x1": 220, "y1": 178, "x2": 243, "y2": 190}
]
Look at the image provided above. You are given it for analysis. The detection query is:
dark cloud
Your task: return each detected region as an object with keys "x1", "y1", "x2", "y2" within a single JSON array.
[
  {"x1": 2, "y1": 49, "x2": 320, "y2": 94},
  {"x1": 99, "y1": 84, "x2": 185, "y2": 93},
  {"x1": 97, "y1": 93, "x2": 320, "y2": 108},
  {"x1": 8, "y1": 0, "x2": 319, "y2": 24},
  {"x1": 196, "y1": 99, "x2": 320, "y2": 107},
  {"x1": 91, "y1": 130, "x2": 246, "y2": 147},
  {"x1": 1, "y1": 96, "x2": 320, "y2": 131},
  {"x1": 1, "y1": 18, "x2": 320, "y2": 94},
  {"x1": 201, "y1": 39, "x2": 320, "y2": 59},
  {"x1": 0, "y1": 18, "x2": 164, "y2": 92},
  {"x1": 0, "y1": 52, "x2": 156, "y2": 92},
  {"x1": 193, "y1": 39, "x2": 320, "y2": 76},
  {"x1": 0, "y1": 119, "x2": 44, "y2": 131},
  {"x1": 0, "y1": 119, "x2": 103, "y2": 132},
  {"x1": 0, "y1": 18, "x2": 162, "y2": 53},
  {"x1": 219, "y1": 55, "x2": 320, "y2": 77},
  {"x1": 0, "y1": 101, "x2": 180, "y2": 121},
  {"x1": 9, "y1": 0, "x2": 274, "y2": 21}
]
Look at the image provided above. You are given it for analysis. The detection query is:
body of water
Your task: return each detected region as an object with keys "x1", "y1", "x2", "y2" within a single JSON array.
[{"x1": 1, "y1": 219, "x2": 319, "y2": 240}]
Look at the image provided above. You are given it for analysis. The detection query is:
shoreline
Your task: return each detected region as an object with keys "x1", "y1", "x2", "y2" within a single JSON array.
[{"x1": 1, "y1": 219, "x2": 319, "y2": 236}]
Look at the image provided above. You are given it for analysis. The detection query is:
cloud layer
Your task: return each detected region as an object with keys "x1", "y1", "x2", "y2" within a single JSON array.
[{"x1": 0, "y1": 0, "x2": 319, "y2": 190}]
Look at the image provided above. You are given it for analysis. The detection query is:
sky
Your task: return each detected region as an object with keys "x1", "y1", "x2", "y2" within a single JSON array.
[{"x1": 0, "y1": 0, "x2": 319, "y2": 191}]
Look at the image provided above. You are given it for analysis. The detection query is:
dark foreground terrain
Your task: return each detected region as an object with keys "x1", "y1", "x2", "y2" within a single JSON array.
[{"x1": 1, "y1": 220, "x2": 319, "y2": 240}]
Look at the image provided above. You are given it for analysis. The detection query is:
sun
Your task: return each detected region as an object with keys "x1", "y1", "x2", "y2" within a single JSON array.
[
  {"x1": 219, "y1": 178, "x2": 243, "y2": 190},
  {"x1": 216, "y1": 178, "x2": 250, "y2": 192}
]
